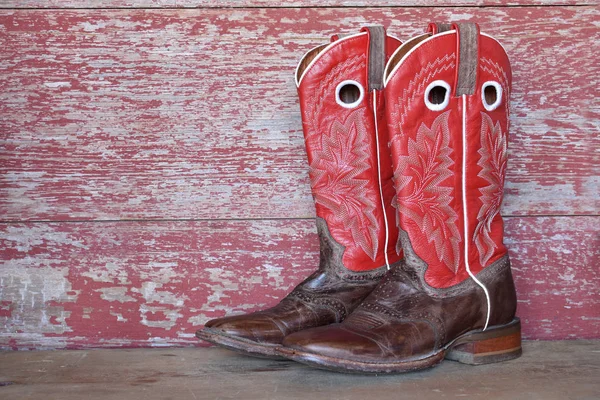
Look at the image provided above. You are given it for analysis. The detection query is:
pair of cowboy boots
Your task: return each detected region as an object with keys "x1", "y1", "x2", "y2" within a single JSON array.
[{"x1": 197, "y1": 22, "x2": 521, "y2": 374}]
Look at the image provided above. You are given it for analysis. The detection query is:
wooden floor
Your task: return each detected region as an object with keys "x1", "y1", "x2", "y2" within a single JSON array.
[{"x1": 0, "y1": 341, "x2": 598, "y2": 400}]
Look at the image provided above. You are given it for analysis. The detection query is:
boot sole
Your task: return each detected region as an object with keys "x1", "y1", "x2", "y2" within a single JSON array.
[
  {"x1": 196, "y1": 328, "x2": 287, "y2": 360},
  {"x1": 275, "y1": 318, "x2": 522, "y2": 374}
]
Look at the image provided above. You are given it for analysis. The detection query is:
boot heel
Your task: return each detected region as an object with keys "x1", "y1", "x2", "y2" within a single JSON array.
[{"x1": 446, "y1": 318, "x2": 522, "y2": 365}]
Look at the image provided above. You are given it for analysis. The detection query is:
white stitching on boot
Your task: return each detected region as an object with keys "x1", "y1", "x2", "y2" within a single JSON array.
[
  {"x1": 373, "y1": 91, "x2": 390, "y2": 270},
  {"x1": 462, "y1": 94, "x2": 491, "y2": 330}
]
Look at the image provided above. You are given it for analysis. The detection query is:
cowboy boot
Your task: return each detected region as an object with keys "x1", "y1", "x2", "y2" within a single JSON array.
[
  {"x1": 277, "y1": 22, "x2": 521, "y2": 373},
  {"x1": 196, "y1": 26, "x2": 403, "y2": 359}
]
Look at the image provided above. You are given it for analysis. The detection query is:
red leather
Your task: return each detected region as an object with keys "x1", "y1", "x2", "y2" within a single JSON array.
[
  {"x1": 297, "y1": 31, "x2": 402, "y2": 271},
  {"x1": 384, "y1": 26, "x2": 511, "y2": 288}
]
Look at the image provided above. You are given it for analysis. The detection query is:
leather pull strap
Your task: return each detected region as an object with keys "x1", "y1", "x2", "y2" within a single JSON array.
[
  {"x1": 427, "y1": 22, "x2": 452, "y2": 34},
  {"x1": 330, "y1": 33, "x2": 349, "y2": 42},
  {"x1": 361, "y1": 25, "x2": 386, "y2": 91},
  {"x1": 452, "y1": 22, "x2": 480, "y2": 96}
]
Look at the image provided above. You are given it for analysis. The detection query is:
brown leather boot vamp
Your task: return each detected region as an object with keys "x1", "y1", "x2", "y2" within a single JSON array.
[{"x1": 277, "y1": 257, "x2": 520, "y2": 373}]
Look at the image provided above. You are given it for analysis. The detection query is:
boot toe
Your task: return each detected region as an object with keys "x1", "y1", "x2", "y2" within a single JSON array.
[
  {"x1": 282, "y1": 324, "x2": 383, "y2": 361},
  {"x1": 202, "y1": 314, "x2": 286, "y2": 344}
]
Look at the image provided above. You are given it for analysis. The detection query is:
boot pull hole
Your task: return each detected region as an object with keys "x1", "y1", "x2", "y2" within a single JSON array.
[
  {"x1": 424, "y1": 80, "x2": 451, "y2": 111},
  {"x1": 335, "y1": 80, "x2": 364, "y2": 109},
  {"x1": 482, "y1": 81, "x2": 503, "y2": 111}
]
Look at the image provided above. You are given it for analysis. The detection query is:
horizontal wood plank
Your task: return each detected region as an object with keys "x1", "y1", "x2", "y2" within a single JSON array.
[
  {"x1": 0, "y1": 343, "x2": 599, "y2": 400},
  {"x1": 0, "y1": 1, "x2": 591, "y2": 9},
  {"x1": 1, "y1": 216, "x2": 597, "y2": 349},
  {"x1": 1, "y1": 8, "x2": 599, "y2": 221}
]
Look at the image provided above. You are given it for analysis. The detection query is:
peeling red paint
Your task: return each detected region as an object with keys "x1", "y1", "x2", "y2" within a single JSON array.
[
  {"x1": 0, "y1": 1, "x2": 587, "y2": 7},
  {"x1": 0, "y1": 8, "x2": 598, "y2": 222},
  {"x1": 0, "y1": 301, "x2": 13, "y2": 318},
  {"x1": 0, "y1": 7, "x2": 598, "y2": 349},
  {"x1": 0, "y1": 218, "x2": 598, "y2": 349}
]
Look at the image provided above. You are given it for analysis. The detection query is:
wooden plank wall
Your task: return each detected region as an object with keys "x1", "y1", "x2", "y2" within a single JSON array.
[{"x1": 0, "y1": 2, "x2": 598, "y2": 349}]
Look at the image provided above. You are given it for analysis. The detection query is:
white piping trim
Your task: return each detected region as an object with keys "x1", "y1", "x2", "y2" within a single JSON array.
[
  {"x1": 462, "y1": 94, "x2": 491, "y2": 330},
  {"x1": 294, "y1": 43, "x2": 326, "y2": 88},
  {"x1": 296, "y1": 31, "x2": 368, "y2": 87},
  {"x1": 382, "y1": 31, "x2": 504, "y2": 89},
  {"x1": 384, "y1": 31, "x2": 455, "y2": 87},
  {"x1": 387, "y1": 34, "x2": 402, "y2": 44},
  {"x1": 373, "y1": 91, "x2": 390, "y2": 270},
  {"x1": 383, "y1": 33, "x2": 429, "y2": 84}
]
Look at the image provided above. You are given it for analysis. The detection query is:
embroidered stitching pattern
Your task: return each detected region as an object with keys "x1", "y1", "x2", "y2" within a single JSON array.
[
  {"x1": 474, "y1": 113, "x2": 508, "y2": 266},
  {"x1": 393, "y1": 111, "x2": 461, "y2": 274},
  {"x1": 304, "y1": 54, "x2": 366, "y2": 138},
  {"x1": 389, "y1": 53, "x2": 455, "y2": 144},
  {"x1": 480, "y1": 57, "x2": 510, "y2": 123},
  {"x1": 387, "y1": 55, "x2": 458, "y2": 269},
  {"x1": 309, "y1": 110, "x2": 380, "y2": 261}
]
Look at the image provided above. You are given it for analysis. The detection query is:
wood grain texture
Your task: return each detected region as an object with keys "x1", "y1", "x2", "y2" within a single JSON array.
[
  {"x1": 0, "y1": 1, "x2": 592, "y2": 9},
  {"x1": 1, "y1": 7, "x2": 598, "y2": 222},
  {"x1": 1, "y1": 342, "x2": 599, "y2": 400},
  {"x1": 1, "y1": 216, "x2": 597, "y2": 349},
  {"x1": 1, "y1": 5, "x2": 598, "y2": 350}
]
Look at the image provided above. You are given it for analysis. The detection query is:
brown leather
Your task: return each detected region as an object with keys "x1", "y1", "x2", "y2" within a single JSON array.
[
  {"x1": 281, "y1": 253, "x2": 516, "y2": 363},
  {"x1": 364, "y1": 25, "x2": 386, "y2": 90},
  {"x1": 453, "y1": 22, "x2": 479, "y2": 96},
  {"x1": 199, "y1": 217, "x2": 392, "y2": 346}
]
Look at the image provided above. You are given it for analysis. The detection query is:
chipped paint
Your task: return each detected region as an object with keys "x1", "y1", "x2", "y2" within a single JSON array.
[
  {"x1": 0, "y1": 1, "x2": 587, "y2": 7},
  {"x1": 0, "y1": 7, "x2": 598, "y2": 349},
  {"x1": 0, "y1": 8, "x2": 598, "y2": 221},
  {"x1": 0, "y1": 220, "x2": 319, "y2": 348},
  {"x1": 0, "y1": 217, "x2": 598, "y2": 349}
]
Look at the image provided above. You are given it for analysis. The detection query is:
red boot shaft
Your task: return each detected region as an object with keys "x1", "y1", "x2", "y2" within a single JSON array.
[
  {"x1": 297, "y1": 27, "x2": 402, "y2": 271},
  {"x1": 384, "y1": 23, "x2": 511, "y2": 288}
]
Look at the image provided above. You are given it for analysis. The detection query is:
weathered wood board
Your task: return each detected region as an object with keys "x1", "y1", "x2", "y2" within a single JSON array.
[
  {"x1": 1, "y1": 217, "x2": 598, "y2": 349},
  {"x1": 1, "y1": 8, "x2": 598, "y2": 221},
  {"x1": 0, "y1": 1, "x2": 593, "y2": 8},
  {"x1": 1, "y1": 5, "x2": 598, "y2": 349},
  {"x1": 0, "y1": 342, "x2": 599, "y2": 400}
]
